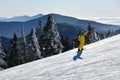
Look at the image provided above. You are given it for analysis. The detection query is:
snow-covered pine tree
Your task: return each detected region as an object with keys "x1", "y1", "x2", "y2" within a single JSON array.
[
  {"x1": 9, "y1": 33, "x2": 24, "y2": 67},
  {"x1": 38, "y1": 19, "x2": 45, "y2": 57},
  {"x1": 27, "y1": 28, "x2": 42, "y2": 61},
  {"x1": 9, "y1": 38, "x2": 15, "y2": 67},
  {"x1": 21, "y1": 26, "x2": 27, "y2": 62},
  {"x1": 38, "y1": 19, "x2": 43, "y2": 36},
  {"x1": 3, "y1": 48, "x2": 9, "y2": 66},
  {"x1": 41, "y1": 14, "x2": 63, "y2": 57},
  {"x1": 106, "y1": 29, "x2": 114, "y2": 38},
  {"x1": 86, "y1": 23, "x2": 101, "y2": 44},
  {"x1": 0, "y1": 35, "x2": 7, "y2": 68}
]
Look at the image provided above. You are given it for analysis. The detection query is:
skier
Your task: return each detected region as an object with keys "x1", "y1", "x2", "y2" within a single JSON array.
[
  {"x1": 73, "y1": 30, "x2": 89, "y2": 60},
  {"x1": 77, "y1": 30, "x2": 89, "y2": 51}
]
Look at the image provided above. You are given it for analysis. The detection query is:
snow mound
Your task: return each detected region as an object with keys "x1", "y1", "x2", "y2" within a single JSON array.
[{"x1": 0, "y1": 34, "x2": 120, "y2": 80}]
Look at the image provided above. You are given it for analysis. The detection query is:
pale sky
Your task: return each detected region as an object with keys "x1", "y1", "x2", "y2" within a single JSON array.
[{"x1": 0, "y1": 0, "x2": 120, "y2": 18}]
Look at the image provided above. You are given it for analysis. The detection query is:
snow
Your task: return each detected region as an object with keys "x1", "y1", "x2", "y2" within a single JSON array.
[{"x1": 0, "y1": 34, "x2": 120, "y2": 80}]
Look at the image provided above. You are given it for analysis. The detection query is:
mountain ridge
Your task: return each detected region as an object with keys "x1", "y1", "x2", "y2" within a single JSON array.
[
  {"x1": 0, "y1": 14, "x2": 44, "y2": 22},
  {"x1": 0, "y1": 13, "x2": 120, "y2": 38}
]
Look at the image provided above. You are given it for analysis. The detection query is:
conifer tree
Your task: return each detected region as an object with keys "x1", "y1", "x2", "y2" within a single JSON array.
[
  {"x1": 38, "y1": 19, "x2": 45, "y2": 57},
  {"x1": 41, "y1": 14, "x2": 63, "y2": 57},
  {"x1": 0, "y1": 35, "x2": 7, "y2": 68},
  {"x1": 86, "y1": 23, "x2": 101, "y2": 44},
  {"x1": 4, "y1": 48, "x2": 9, "y2": 67},
  {"x1": 27, "y1": 28, "x2": 42, "y2": 61},
  {"x1": 38, "y1": 19, "x2": 43, "y2": 36},
  {"x1": 106, "y1": 29, "x2": 114, "y2": 37},
  {"x1": 9, "y1": 33, "x2": 24, "y2": 66},
  {"x1": 21, "y1": 26, "x2": 27, "y2": 62}
]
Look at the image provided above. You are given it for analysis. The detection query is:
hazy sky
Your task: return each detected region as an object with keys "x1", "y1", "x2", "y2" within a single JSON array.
[{"x1": 0, "y1": 0, "x2": 120, "y2": 18}]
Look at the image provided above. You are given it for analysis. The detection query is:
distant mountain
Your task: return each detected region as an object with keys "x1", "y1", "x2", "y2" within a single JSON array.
[
  {"x1": 0, "y1": 13, "x2": 120, "y2": 38},
  {"x1": 0, "y1": 14, "x2": 44, "y2": 22}
]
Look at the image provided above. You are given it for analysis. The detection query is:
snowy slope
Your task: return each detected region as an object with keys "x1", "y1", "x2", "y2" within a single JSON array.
[{"x1": 0, "y1": 34, "x2": 120, "y2": 80}]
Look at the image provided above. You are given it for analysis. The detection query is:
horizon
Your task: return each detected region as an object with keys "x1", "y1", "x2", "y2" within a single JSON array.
[
  {"x1": 1, "y1": 13, "x2": 120, "y2": 20},
  {"x1": 0, "y1": 0, "x2": 120, "y2": 19}
]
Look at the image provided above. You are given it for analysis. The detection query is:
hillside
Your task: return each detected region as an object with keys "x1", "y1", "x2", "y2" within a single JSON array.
[{"x1": 0, "y1": 34, "x2": 120, "y2": 80}]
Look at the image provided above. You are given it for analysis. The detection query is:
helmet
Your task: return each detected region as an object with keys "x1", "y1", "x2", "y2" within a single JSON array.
[{"x1": 79, "y1": 30, "x2": 84, "y2": 34}]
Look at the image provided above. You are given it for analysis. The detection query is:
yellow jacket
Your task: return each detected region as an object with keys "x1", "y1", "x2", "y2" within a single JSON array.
[
  {"x1": 78, "y1": 31, "x2": 88, "y2": 42},
  {"x1": 78, "y1": 31, "x2": 88, "y2": 49}
]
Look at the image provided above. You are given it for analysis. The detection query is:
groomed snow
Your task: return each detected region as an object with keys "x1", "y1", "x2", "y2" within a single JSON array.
[{"x1": 0, "y1": 34, "x2": 120, "y2": 80}]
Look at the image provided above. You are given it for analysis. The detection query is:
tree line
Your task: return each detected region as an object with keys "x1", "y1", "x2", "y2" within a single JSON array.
[{"x1": 0, "y1": 14, "x2": 114, "y2": 69}]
